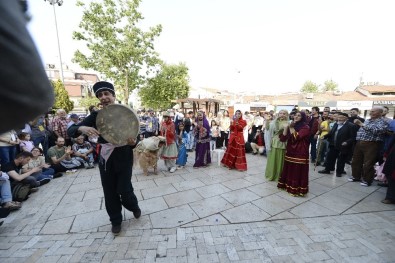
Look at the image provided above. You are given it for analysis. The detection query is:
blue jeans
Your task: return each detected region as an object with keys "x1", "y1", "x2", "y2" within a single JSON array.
[
  {"x1": 309, "y1": 135, "x2": 317, "y2": 161},
  {"x1": 31, "y1": 168, "x2": 55, "y2": 181},
  {"x1": 0, "y1": 146, "x2": 16, "y2": 167},
  {"x1": 0, "y1": 178, "x2": 12, "y2": 203}
]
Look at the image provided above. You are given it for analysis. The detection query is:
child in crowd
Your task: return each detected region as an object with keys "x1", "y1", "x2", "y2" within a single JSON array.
[
  {"x1": 72, "y1": 135, "x2": 95, "y2": 169},
  {"x1": 210, "y1": 120, "x2": 220, "y2": 151},
  {"x1": 176, "y1": 123, "x2": 189, "y2": 169},
  {"x1": 19, "y1": 132, "x2": 34, "y2": 153}
]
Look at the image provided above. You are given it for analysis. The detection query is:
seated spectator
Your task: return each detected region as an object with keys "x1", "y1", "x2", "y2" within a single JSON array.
[
  {"x1": 19, "y1": 132, "x2": 34, "y2": 153},
  {"x1": 22, "y1": 147, "x2": 61, "y2": 182},
  {"x1": 250, "y1": 129, "x2": 265, "y2": 155},
  {"x1": 47, "y1": 137, "x2": 81, "y2": 173},
  {"x1": 72, "y1": 135, "x2": 94, "y2": 169},
  {"x1": 0, "y1": 171, "x2": 21, "y2": 210},
  {"x1": 1, "y1": 152, "x2": 45, "y2": 190}
]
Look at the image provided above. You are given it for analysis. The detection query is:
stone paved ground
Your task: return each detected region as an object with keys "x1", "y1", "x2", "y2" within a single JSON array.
[{"x1": 1, "y1": 152, "x2": 395, "y2": 262}]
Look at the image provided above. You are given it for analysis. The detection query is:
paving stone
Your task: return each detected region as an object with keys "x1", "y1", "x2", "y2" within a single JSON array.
[
  {"x1": 40, "y1": 217, "x2": 74, "y2": 235},
  {"x1": 154, "y1": 174, "x2": 185, "y2": 186},
  {"x1": 163, "y1": 189, "x2": 203, "y2": 207},
  {"x1": 221, "y1": 203, "x2": 271, "y2": 223},
  {"x1": 220, "y1": 189, "x2": 261, "y2": 206},
  {"x1": 49, "y1": 198, "x2": 101, "y2": 221},
  {"x1": 150, "y1": 205, "x2": 199, "y2": 228},
  {"x1": 252, "y1": 194, "x2": 296, "y2": 216},
  {"x1": 70, "y1": 210, "x2": 109, "y2": 232},
  {"x1": 290, "y1": 201, "x2": 338, "y2": 217},
  {"x1": 221, "y1": 178, "x2": 254, "y2": 190},
  {"x1": 247, "y1": 183, "x2": 279, "y2": 197},
  {"x1": 141, "y1": 184, "x2": 178, "y2": 199},
  {"x1": 189, "y1": 196, "x2": 233, "y2": 218},
  {"x1": 172, "y1": 178, "x2": 206, "y2": 191},
  {"x1": 194, "y1": 183, "x2": 232, "y2": 198}
]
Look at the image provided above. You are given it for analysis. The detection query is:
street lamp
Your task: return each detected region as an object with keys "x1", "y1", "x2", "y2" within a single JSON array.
[{"x1": 44, "y1": 0, "x2": 64, "y2": 82}]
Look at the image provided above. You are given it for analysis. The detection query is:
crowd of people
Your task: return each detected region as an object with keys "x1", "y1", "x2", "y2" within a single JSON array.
[{"x1": 1, "y1": 99, "x2": 394, "y2": 230}]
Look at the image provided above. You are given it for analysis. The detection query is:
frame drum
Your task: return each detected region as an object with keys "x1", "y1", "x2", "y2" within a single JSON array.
[{"x1": 96, "y1": 104, "x2": 139, "y2": 146}]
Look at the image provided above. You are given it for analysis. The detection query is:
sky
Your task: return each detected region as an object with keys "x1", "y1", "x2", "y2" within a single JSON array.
[{"x1": 28, "y1": 0, "x2": 395, "y2": 94}]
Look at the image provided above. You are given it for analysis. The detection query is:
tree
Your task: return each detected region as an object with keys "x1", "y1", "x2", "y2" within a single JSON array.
[
  {"x1": 322, "y1": 79, "x2": 338, "y2": 92},
  {"x1": 52, "y1": 80, "x2": 74, "y2": 112},
  {"x1": 300, "y1": 80, "x2": 319, "y2": 93},
  {"x1": 78, "y1": 97, "x2": 100, "y2": 111},
  {"x1": 139, "y1": 63, "x2": 191, "y2": 110},
  {"x1": 72, "y1": 0, "x2": 162, "y2": 104}
]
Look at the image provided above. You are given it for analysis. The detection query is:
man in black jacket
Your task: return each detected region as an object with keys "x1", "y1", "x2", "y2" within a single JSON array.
[
  {"x1": 318, "y1": 112, "x2": 356, "y2": 177},
  {"x1": 68, "y1": 81, "x2": 141, "y2": 235}
]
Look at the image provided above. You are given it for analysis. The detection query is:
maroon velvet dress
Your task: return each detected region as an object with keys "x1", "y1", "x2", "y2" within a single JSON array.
[
  {"x1": 221, "y1": 118, "x2": 247, "y2": 171},
  {"x1": 277, "y1": 125, "x2": 310, "y2": 196}
]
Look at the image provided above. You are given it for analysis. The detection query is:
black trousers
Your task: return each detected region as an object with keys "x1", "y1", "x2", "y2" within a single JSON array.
[
  {"x1": 99, "y1": 146, "x2": 139, "y2": 226},
  {"x1": 325, "y1": 146, "x2": 348, "y2": 175},
  {"x1": 385, "y1": 172, "x2": 395, "y2": 201}
]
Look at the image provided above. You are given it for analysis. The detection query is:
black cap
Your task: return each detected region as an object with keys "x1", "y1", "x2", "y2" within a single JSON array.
[{"x1": 92, "y1": 81, "x2": 115, "y2": 98}]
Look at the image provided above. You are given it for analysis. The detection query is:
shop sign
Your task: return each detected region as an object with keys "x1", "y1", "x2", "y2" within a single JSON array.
[
  {"x1": 250, "y1": 101, "x2": 269, "y2": 107},
  {"x1": 298, "y1": 101, "x2": 337, "y2": 107},
  {"x1": 337, "y1": 101, "x2": 372, "y2": 108},
  {"x1": 373, "y1": 100, "x2": 395, "y2": 105}
]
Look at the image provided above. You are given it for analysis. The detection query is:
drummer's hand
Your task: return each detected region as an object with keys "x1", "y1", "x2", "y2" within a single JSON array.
[
  {"x1": 79, "y1": 126, "x2": 100, "y2": 137},
  {"x1": 127, "y1": 137, "x2": 137, "y2": 146}
]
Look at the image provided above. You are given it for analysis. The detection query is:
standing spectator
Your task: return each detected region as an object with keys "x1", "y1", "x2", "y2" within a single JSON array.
[
  {"x1": 349, "y1": 106, "x2": 389, "y2": 186},
  {"x1": 67, "y1": 114, "x2": 79, "y2": 129},
  {"x1": 183, "y1": 111, "x2": 192, "y2": 149},
  {"x1": 72, "y1": 135, "x2": 95, "y2": 169},
  {"x1": 210, "y1": 120, "x2": 220, "y2": 151},
  {"x1": 277, "y1": 111, "x2": 310, "y2": 196},
  {"x1": 193, "y1": 111, "x2": 212, "y2": 168},
  {"x1": 144, "y1": 109, "x2": 159, "y2": 138},
  {"x1": 160, "y1": 111, "x2": 178, "y2": 173},
  {"x1": 318, "y1": 112, "x2": 356, "y2": 177},
  {"x1": 29, "y1": 115, "x2": 49, "y2": 157},
  {"x1": 315, "y1": 111, "x2": 331, "y2": 166},
  {"x1": 218, "y1": 110, "x2": 231, "y2": 149},
  {"x1": 265, "y1": 110, "x2": 289, "y2": 181},
  {"x1": 186, "y1": 111, "x2": 195, "y2": 152},
  {"x1": 381, "y1": 136, "x2": 395, "y2": 204},
  {"x1": 0, "y1": 130, "x2": 19, "y2": 167},
  {"x1": 52, "y1": 109, "x2": 71, "y2": 146},
  {"x1": 252, "y1": 112, "x2": 264, "y2": 135},
  {"x1": 308, "y1": 107, "x2": 320, "y2": 163},
  {"x1": 221, "y1": 110, "x2": 247, "y2": 171},
  {"x1": 176, "y1": 123, "x2": 188, "y2": 169},
  {"x1": 348, "y1": 107, "x2": 365, "y2": 124}
]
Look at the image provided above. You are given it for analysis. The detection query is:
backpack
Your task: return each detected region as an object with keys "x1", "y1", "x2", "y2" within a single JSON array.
[{"x1": 12, "y1": 183, "x2": 30, "y2": 202}]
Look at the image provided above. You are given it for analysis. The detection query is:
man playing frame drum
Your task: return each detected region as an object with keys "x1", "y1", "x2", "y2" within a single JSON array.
[{"x1": 68, "y1": 81, "x2": 141, "y2": 235}]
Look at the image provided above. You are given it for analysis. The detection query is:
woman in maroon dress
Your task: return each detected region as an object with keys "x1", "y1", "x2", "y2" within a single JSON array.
[
  {"x1": 221, "y1": 110, "x2": 247, "y2": 171},
  {"x1": 277, "y1": 111, "x2": 310, "y2": 196}
]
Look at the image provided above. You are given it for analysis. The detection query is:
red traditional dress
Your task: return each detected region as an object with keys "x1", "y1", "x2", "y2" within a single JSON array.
[
  {"x1": 160, "y1": 118, "x2": 178, "y2": 161},
  {"x1": 277, "y1": 123, "x2": 310, "y2": 196},
  {"x1": 221, "y1": 116, "x2": 247, "y2": 171}
]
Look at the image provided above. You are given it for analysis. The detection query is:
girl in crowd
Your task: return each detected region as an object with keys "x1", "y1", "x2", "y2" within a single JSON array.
[
  {"x1": 193, "y1": 111, "x2": 211, "y2": 168},
  {"x1": 221, "y1": 110, "x2": 247, "y2": 171},
  {"x1": 160, "y1": 111, "x2": 178, "y2": 173},
  {"x1": 265, "y1": 110, "x2": 289, "y2": 181},
  {"x1": 0, "y1": 130, "x2": 19, "y2": 167},
  {"x1": 277, "y1": 111, "x2": 310, "y2": 196},
  {"x1": 210, "y1": 120, "x2": 220, "y2": 151},
  {"x1": 176, "y1": 123, "x2": 188, "y2": 169},
  {"x1": 19, "y1": 132, "x2": 34, "y2": 153},
  {"x1": 218, "y1": 110, "x2": 230, "y2": 149}
]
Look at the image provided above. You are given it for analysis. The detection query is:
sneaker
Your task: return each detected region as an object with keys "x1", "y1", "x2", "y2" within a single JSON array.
[
  {"x1": 83, "y1": 162, "x2": 89, "y2": 169},
  {"x1": 2, "y1": 202, "x2": 21, "y2": 211},
  {"x1": 381, "y1": 199, "x2": 395, "y2": 204},
  {"x1": 39, "y1": 178, "x2": 51, "y2": 186},
  {"x1": 169, "y1": 167, "x2": 176, "y2": 173},
  {"x1": 360, "y1": 181, "x2": 371, "y2": 187},
  {"x1": 111, "y1": 224, "x2": 121, "y2": 235},
  {"x1": 133, "y1": 208, "x2": 141, "y2": 219},
  {"x1": 348, "y1": 177, "x2": 360, "y2": 182},
  {"x1": 88, "y1": 163, "x2": 95, "y2": 169}
]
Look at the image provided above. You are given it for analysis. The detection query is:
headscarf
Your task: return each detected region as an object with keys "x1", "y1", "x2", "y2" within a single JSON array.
[
  {"x1": 266, "y1": 110, "x2": 289, "y2": 152},
  {"x1": 194, "y1": 111, "x2": 210, "y2": 139},
  {"x1": 293, "y1": 111, "x2": 308, "y2": 132}
]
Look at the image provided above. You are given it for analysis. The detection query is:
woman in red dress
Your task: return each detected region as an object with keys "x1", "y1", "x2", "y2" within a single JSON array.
[
  {"x1": 277, "y1": 111, "x2": 310, "y2": 196},
  {"x1": 221, "y1": 110, "x2": 247, "y2": 171}
]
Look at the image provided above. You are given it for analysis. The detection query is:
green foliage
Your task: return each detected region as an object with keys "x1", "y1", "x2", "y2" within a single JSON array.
[
  {"x1": 52, "y1": 80, "x2": 74, "y2": 113},
  {"x1": 301, "y1": 80, "x2": 319, "y2": 93},
  {"x1": 78, "y1": 97, "x2": 100, "y2": 109},
  {"x1": 322, "y1": 79, "x2": 338, "y2": 92},
  {"x1": 139, "y1": 63, "x2": 191, "y2": 110},
  {"x1": 72, "y1": 0, "x2": 162, "y2": 104}
]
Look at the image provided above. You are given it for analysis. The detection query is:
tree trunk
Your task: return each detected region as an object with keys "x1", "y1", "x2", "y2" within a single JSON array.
[{"x1": 124, "y1": 71, "x2": 129, "y2": 105}]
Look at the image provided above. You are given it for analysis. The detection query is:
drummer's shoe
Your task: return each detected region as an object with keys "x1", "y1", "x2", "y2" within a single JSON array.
[
  {"x1": 111, "y1": 224, "x2": 121, "y2": 235},
  {"x1": 169, "y1": 167, "x2": 176, "y2": 173},
  {"x1": 133, "y1": 208, "x2": 141, "y2": 219}
]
